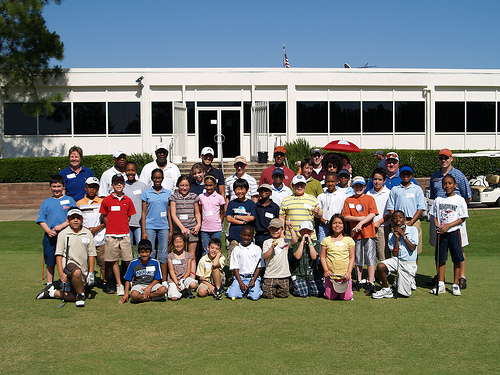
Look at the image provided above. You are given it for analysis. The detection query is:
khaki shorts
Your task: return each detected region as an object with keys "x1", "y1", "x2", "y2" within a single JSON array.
[
  {"x1": 196, "y1": 271, "x2": 226, "y2": 293},
  {"x1": 408, "y1": 219, "x2": 423, "y2": 254},
  {"x1": 66, "y1": 262, "x2": 85, "y2": 284},
  {"x1": 131, "y1": 283, "x2": 163, "y2": 294},
  {"x1": 173, "y1": 227, "x2": 199, "y2": 242},
  {"x1": 167, "y1": 277, "x2": 198, "y2": 299},
  {"x1": 95, "y1": 244, "x2": 105, "y2": 270},
  {"x1": 375, "y1": 225, "x2": 391, "y2": 261},
  {"x1": 104, "y1": 236, "x2": 133, "y2": 262}
]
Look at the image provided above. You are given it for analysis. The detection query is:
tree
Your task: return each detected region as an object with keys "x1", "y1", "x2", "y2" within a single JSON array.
[{"x1": 0, "y1": 0, "x2": 64, "y2": 116}]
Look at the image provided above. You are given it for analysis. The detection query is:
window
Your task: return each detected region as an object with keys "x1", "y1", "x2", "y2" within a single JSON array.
[
  {"x1": 152, "y1": 102, "x2": 173, "y2": 134},
  {"x1": 3, "y1": 103, "x2": 37, "y2": 135},
  {"x1": 244, "y1": 102, "x2": 251, "y2": 133},
  {"x1": 74, "y1": 102, "x2": 106, "y2": 134},
  {"x1": 39, "y1": 103, "x2": 71, "y2": 135},
  {"x1": 197, "y1": 102, "x2": 241, "y2": 107},
  {"x1": 435, "y1": 102, "x2": 465, "y2": 132},
  {"x1": 187, "y1": 102, "x2": 195, "y2": 134},
  {"x1": 330, "y1": 102, "x2": 361, "y2": 133},
  {"x1": 108, "y1": 102, "x2": 140, "y2": 134},
  {"x1": 362, "y1": 101, "x2": 392, "y2": 133},
  {"x1": 395, "y1": 102, "x2": 425, "y2": 132},
  {"x1": 297, "y1": 101, "x2": 328, "y2": 133},
  {"x1": 269, "y1": 102, "x2": 286, "y2": 133},
  {"x1": 467, "y1": 102, "x2": 495, "y2": 132}
]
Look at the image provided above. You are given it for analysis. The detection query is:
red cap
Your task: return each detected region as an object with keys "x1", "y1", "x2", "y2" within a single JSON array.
[
  {"x1": 274, "y1": 146, "x2": 286, "y2": 154},
  {"x1": 439, "y1": 148, "x2": 453, "y2": 157}
]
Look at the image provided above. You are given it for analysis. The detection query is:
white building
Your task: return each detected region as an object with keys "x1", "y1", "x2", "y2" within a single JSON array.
[{"x1": 2, "y1": 68, "x2": 500, "y2": 160}]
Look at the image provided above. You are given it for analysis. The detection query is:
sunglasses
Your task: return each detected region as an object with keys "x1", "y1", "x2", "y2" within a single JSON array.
[{"x1": 439, "y1": 156, "x2": 450, "y2": 161}]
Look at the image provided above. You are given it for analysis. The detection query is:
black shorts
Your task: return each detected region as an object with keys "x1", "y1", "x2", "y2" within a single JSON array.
[{"x1": 437, "y1": 230, "x2": 465, "y2": 263}]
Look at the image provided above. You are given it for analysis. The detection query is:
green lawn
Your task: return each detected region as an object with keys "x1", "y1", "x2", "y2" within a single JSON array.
[{"x1": 1, "y1": 210, "x2": 499, "y2": 374}]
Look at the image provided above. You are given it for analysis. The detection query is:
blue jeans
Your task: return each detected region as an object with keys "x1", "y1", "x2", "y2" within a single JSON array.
[
  {"x1": 200, "y1": 231, "x2": 222, "y2": 256},
  {"x1": 129, "y1": 226, "x2": 142, "y2": 257},
  {"x1": 145, "y1": 228, "x2": 169, "y2": 263},
  {"x1": 226, "y1": 276, "x2": 263, "y2": 300},
  {"x1": 318, "y1": 223, "x2": 329, "y2": 246}
]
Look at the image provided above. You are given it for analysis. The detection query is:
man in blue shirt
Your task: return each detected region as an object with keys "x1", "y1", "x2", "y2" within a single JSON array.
[{"x1": 365, "y1": 152, "x2": 418, "y2": 192}]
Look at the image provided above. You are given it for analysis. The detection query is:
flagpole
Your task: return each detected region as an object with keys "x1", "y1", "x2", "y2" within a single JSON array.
[{"x1": 283, "y1": 45, "x2": 286, "y2": 68}]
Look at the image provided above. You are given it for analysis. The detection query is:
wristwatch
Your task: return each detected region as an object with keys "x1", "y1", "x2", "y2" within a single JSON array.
[{"x1": 242, "y1": 220, "x2": 246, "y2": 225}]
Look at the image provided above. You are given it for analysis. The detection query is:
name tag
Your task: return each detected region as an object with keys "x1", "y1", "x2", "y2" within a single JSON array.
[
  {"x1": 265, "y1": 212, "x2": 274, "y2": 219},
  {"x1": 133, "y1": 189, "x2": 142, "y2": 195},
  {"x1": 160, "y1": 212, "x2": 167, "y2": 217},
  {"x1": 349, "y1": 203, "x2": 355, "y2": 208},
  {"x1": 406, "y1": 193, "x2": 415, "y2": 198},
  {"x1": 204, "y1": 263, "x2": 212, "y2": 269},
  {"x1": 66, "y1": 173, "x2": 76, "y2": 179},
  {"x1": 172, "y1": 259, "x2": 182, "y2": 265},
  {"x1": 179, "y1": 214, "x2": 188, "y2": 220},
  {"x1": 335, "y1": 241, "x2": 344, "y2": 247},
  {"x1": 81, "y1": 238, "x2": 90, "y2": 244},
  {"x1": 304, "y1": 203, "x2": 312, "y2": 210},
  {"x1": 111, "y1": 206, "x2": 121, "y2": 211},
  {"x1": 205, "y1": 211, "x2": 213, "y2": 216},
  {"x1": 146, "y1": 266, "x2": 155, "y2": 273},
  {"x1": 60, "y1": 200, "x2": 70, "y2": 205}
]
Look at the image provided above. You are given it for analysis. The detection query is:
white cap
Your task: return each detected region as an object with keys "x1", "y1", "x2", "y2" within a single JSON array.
[
  {"x1": 67, "y1": 208, "x2": 83, "y2": 217},
  {"x1": 201, "y1": 147, "x2": 215, "y2": 156},
  {"x1": 299, "y1": 221, "x2": 314, "y2": 231},
  {"x1": 292, "y1": 175, "x2": 307, "y2": 185},
  {"x1": 155, "y1": 143, "x2": 168, "y2": 152},
  {"x1": 113, "y1": 150, "x2": 126, "y2": 158},
  {"x1": 85, "y1": 177, "x2": 99, "y2": 185},
  {"x1": 352, "y1": 176, "x2": 366, "y2": 186}
]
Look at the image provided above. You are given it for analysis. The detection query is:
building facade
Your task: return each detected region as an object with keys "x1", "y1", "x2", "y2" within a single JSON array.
[{"x1": 1, "y1": 68, "x2": 500, "y2": 160}]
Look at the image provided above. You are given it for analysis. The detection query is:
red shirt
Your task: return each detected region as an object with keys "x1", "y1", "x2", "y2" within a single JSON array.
[
  {"x1": 99, "y1": 194, "x2": 136, "y2": 235},
  {"x1": 342, "y1": 194, "x2": 378, "y2": 239},
  {"x1": 259, "y1": 165, "x2": 296, "y2": 187}
]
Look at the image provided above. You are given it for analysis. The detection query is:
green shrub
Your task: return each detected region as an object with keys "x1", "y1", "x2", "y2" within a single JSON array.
[{"x1": 283, "y1": 138, "x2": 311, "y2": 173}]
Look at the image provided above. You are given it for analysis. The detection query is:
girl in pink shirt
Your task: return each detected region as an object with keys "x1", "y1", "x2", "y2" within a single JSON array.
[{"x1": 197, "y1": 175, "x2": 225, "y2": 255}]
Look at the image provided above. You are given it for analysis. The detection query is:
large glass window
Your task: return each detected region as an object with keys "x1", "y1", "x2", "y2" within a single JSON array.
[
  {"x1": 39, "y1": 103, "x2": 71, "y2": 135},
  {"x1": 74, "y1": 102, "x2": 106, "y2": 134},
  {"x1": 435, "y1": 102, "x2": 465, "y2": 132},
  {"x1": 187, "y1": 102, "x2": 195, "y2": 134},
  {"x1": 108, "y1": 102, "x2": 140, "y2": 134},
  {"x1": 395, "y1": 101, "x2": 425, "y2": 132},
  {"x1": 244, "y1": 102, "x2": 251, "y2": 133},
  {"x1": 152, "y1": 102, "x2": 173, "y2": 134},
  {"x1": 269, "y1": 101, "x2": 286, "y2": 133},
  {"x1": 330, "y1": 101, "x2": 361, "y2": 133},
  {"x1": 3, "y1": 103, "x2": 37, "y2": 135},
  {"x1": 362, "y1": 101, "x2": 392, "y2": 133},
  {"x1": 467, "y1": 102, "x2": 495, "y2": 132},
  {"x1": 297, "y1": 101, "x2": 328, "y2": 133}
]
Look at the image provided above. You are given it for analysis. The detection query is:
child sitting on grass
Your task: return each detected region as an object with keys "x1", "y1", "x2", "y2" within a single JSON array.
[
  {"x1": 167, "y1": 234, "x2": 198, "y2": 300},
  {"x1": 429, "y1": 175, "x2": 468, "y2": 296},
  {"x1": 372, "y1": 210, "x2": 418, "y2": 299},
  {"x1": 320, "y1": 214, "x2": 355, "y2": 301},
  {"x1": 118, "y1": 239, "x2": 167, "y2": 304},
  {"x1": 36, "y1": 208, "x2": 96, "y2": 308},
  {"x1": 226, "y1": 225, "x2": 264, "y2": 300},
  {"x1": 195, "y1": 238, "x2": 225, "y2": 300}
]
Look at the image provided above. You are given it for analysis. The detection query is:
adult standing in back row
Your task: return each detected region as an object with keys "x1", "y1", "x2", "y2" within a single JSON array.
[
  {"x1": 59, "y1": 145, "x2": 95, "y2": 202},
  {"x1": 365, "y1": 152, "x2": 419, "y2": 191},
  {"x1": 98, "y1": 150, "x2": 128, "y2": 197},
  {"x1": 199, "y1": 147, "x2": 225, "y2": 197},
  {"x1": 259, "y1": 146, "x2": 296, "y2": 187},
  {"x1": 139, "y1": 143, "x2": 180, "y2": 195}
]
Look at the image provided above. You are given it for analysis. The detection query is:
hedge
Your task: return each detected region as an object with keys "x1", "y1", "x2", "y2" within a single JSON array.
[{"x1": 0, "y1": 153, "x2": 153, "y2": 183}]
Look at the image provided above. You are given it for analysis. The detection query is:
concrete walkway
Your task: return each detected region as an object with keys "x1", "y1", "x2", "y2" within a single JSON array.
[{"x1": 0, "y1": 209, "x2": 40, "y2": 222}]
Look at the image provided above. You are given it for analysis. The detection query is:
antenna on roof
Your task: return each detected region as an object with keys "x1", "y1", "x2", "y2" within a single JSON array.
[{"x1": 359, "y1": 63, "x2": 377, "y2": 68}]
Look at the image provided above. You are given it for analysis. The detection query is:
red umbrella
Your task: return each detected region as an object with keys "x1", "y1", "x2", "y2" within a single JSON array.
[{"x1": 323, "y1": 139, "x2": 362, "y2": 153}]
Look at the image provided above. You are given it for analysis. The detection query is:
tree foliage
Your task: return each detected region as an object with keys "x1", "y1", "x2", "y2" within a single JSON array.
[{"x1": 0, "y1": 0, "x2": 64, "y2": 116}]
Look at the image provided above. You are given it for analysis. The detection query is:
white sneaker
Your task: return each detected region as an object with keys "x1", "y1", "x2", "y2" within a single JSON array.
[
  {"x1": 411, "y1": 281, "x2": 417, "y2": 290},
  {"x1": 451, "y1": 284, "x2": 461, "y2": 296},
  {"x1": 430, "y1": 281, "x2": 446, "y2": 295},
  {"x1": 116, "y1": 284, "x2": 125, "y2": 296},
  {"x1": 372, "y1": 287, "x2": 394, "y2": 299},
  {"x1": 75, "y1": 293, "x2": 85, "y2": 307}
]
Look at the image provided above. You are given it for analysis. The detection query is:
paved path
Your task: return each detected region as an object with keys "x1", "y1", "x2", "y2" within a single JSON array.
[{"x1": 0, "y1": 209, "x2": 39, "y2": 222}]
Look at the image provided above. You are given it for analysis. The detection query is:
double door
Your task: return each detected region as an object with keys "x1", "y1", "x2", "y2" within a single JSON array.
[{"x1": 198, "y1": 108, "x2": 240, "y2": 159}]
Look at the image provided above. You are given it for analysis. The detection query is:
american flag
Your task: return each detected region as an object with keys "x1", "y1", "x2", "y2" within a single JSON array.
[{"x1": 283, "y1": 46, "x2": 290, "y2": 68}]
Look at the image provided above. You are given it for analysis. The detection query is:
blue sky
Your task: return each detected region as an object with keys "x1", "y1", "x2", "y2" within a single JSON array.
[{"x1": 43, "y1": 0, "x2": 500, "y2": 69}]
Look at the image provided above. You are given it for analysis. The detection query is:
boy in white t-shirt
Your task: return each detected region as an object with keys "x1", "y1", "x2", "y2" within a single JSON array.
[
  {"x1": 317, "y1": 172, "x2": 348, "y2": 243},
  {"x1": 429, "y1": 175, "x2": 468, "y2": 296}
]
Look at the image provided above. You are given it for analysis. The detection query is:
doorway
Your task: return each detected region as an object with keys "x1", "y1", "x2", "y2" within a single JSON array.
[{"x1": 198, "y1": 108, "x2": 240, "y2": 159}]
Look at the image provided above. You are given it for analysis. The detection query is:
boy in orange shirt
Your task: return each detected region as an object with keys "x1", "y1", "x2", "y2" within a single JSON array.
[{"x1": 342, "y1": 176, "x2": 378, "y2": 293}]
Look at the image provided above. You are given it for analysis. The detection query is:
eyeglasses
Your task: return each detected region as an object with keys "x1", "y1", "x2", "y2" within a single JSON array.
[
  {"x1": 274, "y1": 152, "x2": 285, "y2": 157},
  {"x1": 439, "y1": 156, "x2": 450, "y2": 161}
]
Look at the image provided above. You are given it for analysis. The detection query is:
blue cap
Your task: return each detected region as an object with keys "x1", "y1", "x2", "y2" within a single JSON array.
[
  {"x1": 400, "y1": 166, "x2": 414, "y2": 174},
  {"x1": 272, "y1": 168, "x2": 285, "y2": 176}
]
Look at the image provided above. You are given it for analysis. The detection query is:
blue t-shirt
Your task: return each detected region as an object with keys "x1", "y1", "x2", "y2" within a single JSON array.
[
  {"x1": 226, "y1": 198, "x2": 256, "y2": 241},
  {"x1": 190, "y1": 180, "x2": 205, "y2": 195},
  {"x1": 365, "y1": 170, "x2": 419, "y2": 192},
  {"x1": 59, "y1": 166, "x2": 95, "y2": 202},
  {"x1": 386, "y1": 182, "x2": 426, "y2": 218},
  {"x1": 141, "y1": 187, "x2": 172, "y2": 230},
  {"x1": 36, "y1": 195, "x2": 77, "y2": 229},
  {"x1": 124, "y1": 257, "x2": 163, "y2": 286},
  {"x1": 254, "y1": 200, "x2": 280, "y2": 234},
  {"x1": 388, "y1": 225, "x2": 418, "y2": 261}
]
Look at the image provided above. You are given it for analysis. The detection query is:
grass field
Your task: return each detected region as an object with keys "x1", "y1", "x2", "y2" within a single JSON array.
[{"x1": 1, "y1": 209, "x2": 499, "y2": 374}]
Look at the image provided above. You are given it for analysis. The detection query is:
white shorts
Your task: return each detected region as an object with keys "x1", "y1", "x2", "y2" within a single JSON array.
[
  {"x1": 167, "y1": 277, "x2": 198, "y2": 299},
  {"x1": 131, "y1": 283, "x2": 163, "y2": 294},
  {"x1": 382, "y1": 257, "x2": 417, "y2": 297}
]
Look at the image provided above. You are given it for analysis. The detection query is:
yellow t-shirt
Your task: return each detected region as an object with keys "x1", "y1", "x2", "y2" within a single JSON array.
[
  {"x1": 321, "y1": 236, "x2": 355, "y2": 277},
  {"x1": 196, "y1": 253, "x2": 226, "y2": 281}
]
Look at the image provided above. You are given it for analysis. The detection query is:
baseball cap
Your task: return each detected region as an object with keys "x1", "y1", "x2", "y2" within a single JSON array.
[
  {"x1": 201, "y1": 147, "x2": 215, "y2": 156},
  {"x1": 311, "y1": 147, "x2": 323, "y2": 156},
  {"x1": 113, "y1": 150, "x2": 126, "y2": 158},
  {"x1": 111, "y1": 174, "x2": 125, "y2": 184},
  {"x1": 258, "y1": 184, "x2": 273, "y2": 192},
  {"x1": 338, "y1": 169, "x2": 351, "y2": 177},
  {"x1": 386, "y1": 152, "x2": 399, "y2": 161},
  {"x1": 374, "y1": 150, "x2": 384, "y2": 156},
  {"x1": 268, "y1": 218, "x2": 284, "y2": 228},
  {"x1": 352, "y1": 176, "x2": 366, "y2": 186},
  {"x1": 274, "y1": 146, "x2": 286, "y2": 154},
  {"x1": 234, "y1": 155, "x2": 247, "y2": 164},
  {"x1": 155, "y1": 143, "x2": 168, "y2": 152},
  {"x1": 299, "y1": 221, "x2": 314, "y2": 231},
  {"x1": 67, "y1": 208, "x2": 83, "y2": 217},
  {"x1": 272, "y1": 168, "x2": 285, "y2": 176},
  {"x1": 330, "y1": 277, "x2": 349, "y2": 293},
  {"x1": 439, "y1": 148, "x2": 453, "y2": 157},
  {"x1": 292, "y1": 175, "x2": 307, "y2": 185},
  {"x1": 400, "y1": 165, "x2": 414, "y2": 174},
  {"x1": 85, "y1": 177, "x2": 99, "y2": 185}
]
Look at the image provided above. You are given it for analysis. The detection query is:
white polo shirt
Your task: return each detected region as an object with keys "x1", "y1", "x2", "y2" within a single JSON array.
[{"x1": 139, "y1": 160, "x2": 180, "y2": 194}]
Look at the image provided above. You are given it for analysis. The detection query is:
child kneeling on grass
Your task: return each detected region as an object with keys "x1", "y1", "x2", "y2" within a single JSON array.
[
  {"x1": 37, "y1": 208, "x2": 96, "y2": 308},
  {"x1": 167, "y1": 234, "x2": 198, "y2": 300},
  {"x1": 226, "y1": 225, "x2": 264, "y2": 300},
  {"x1": 262, "y1": 218, "x2": 297, "y2": 299},
  {"x1": 372, "y1": 210, "x2": 418, "y2": 299},
  {"x1": 118, "y1": 239, "x2": 167, "y2": 304},
  {"x1": 195, "y1": 238, "x2": 226, "y2": 300}
]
